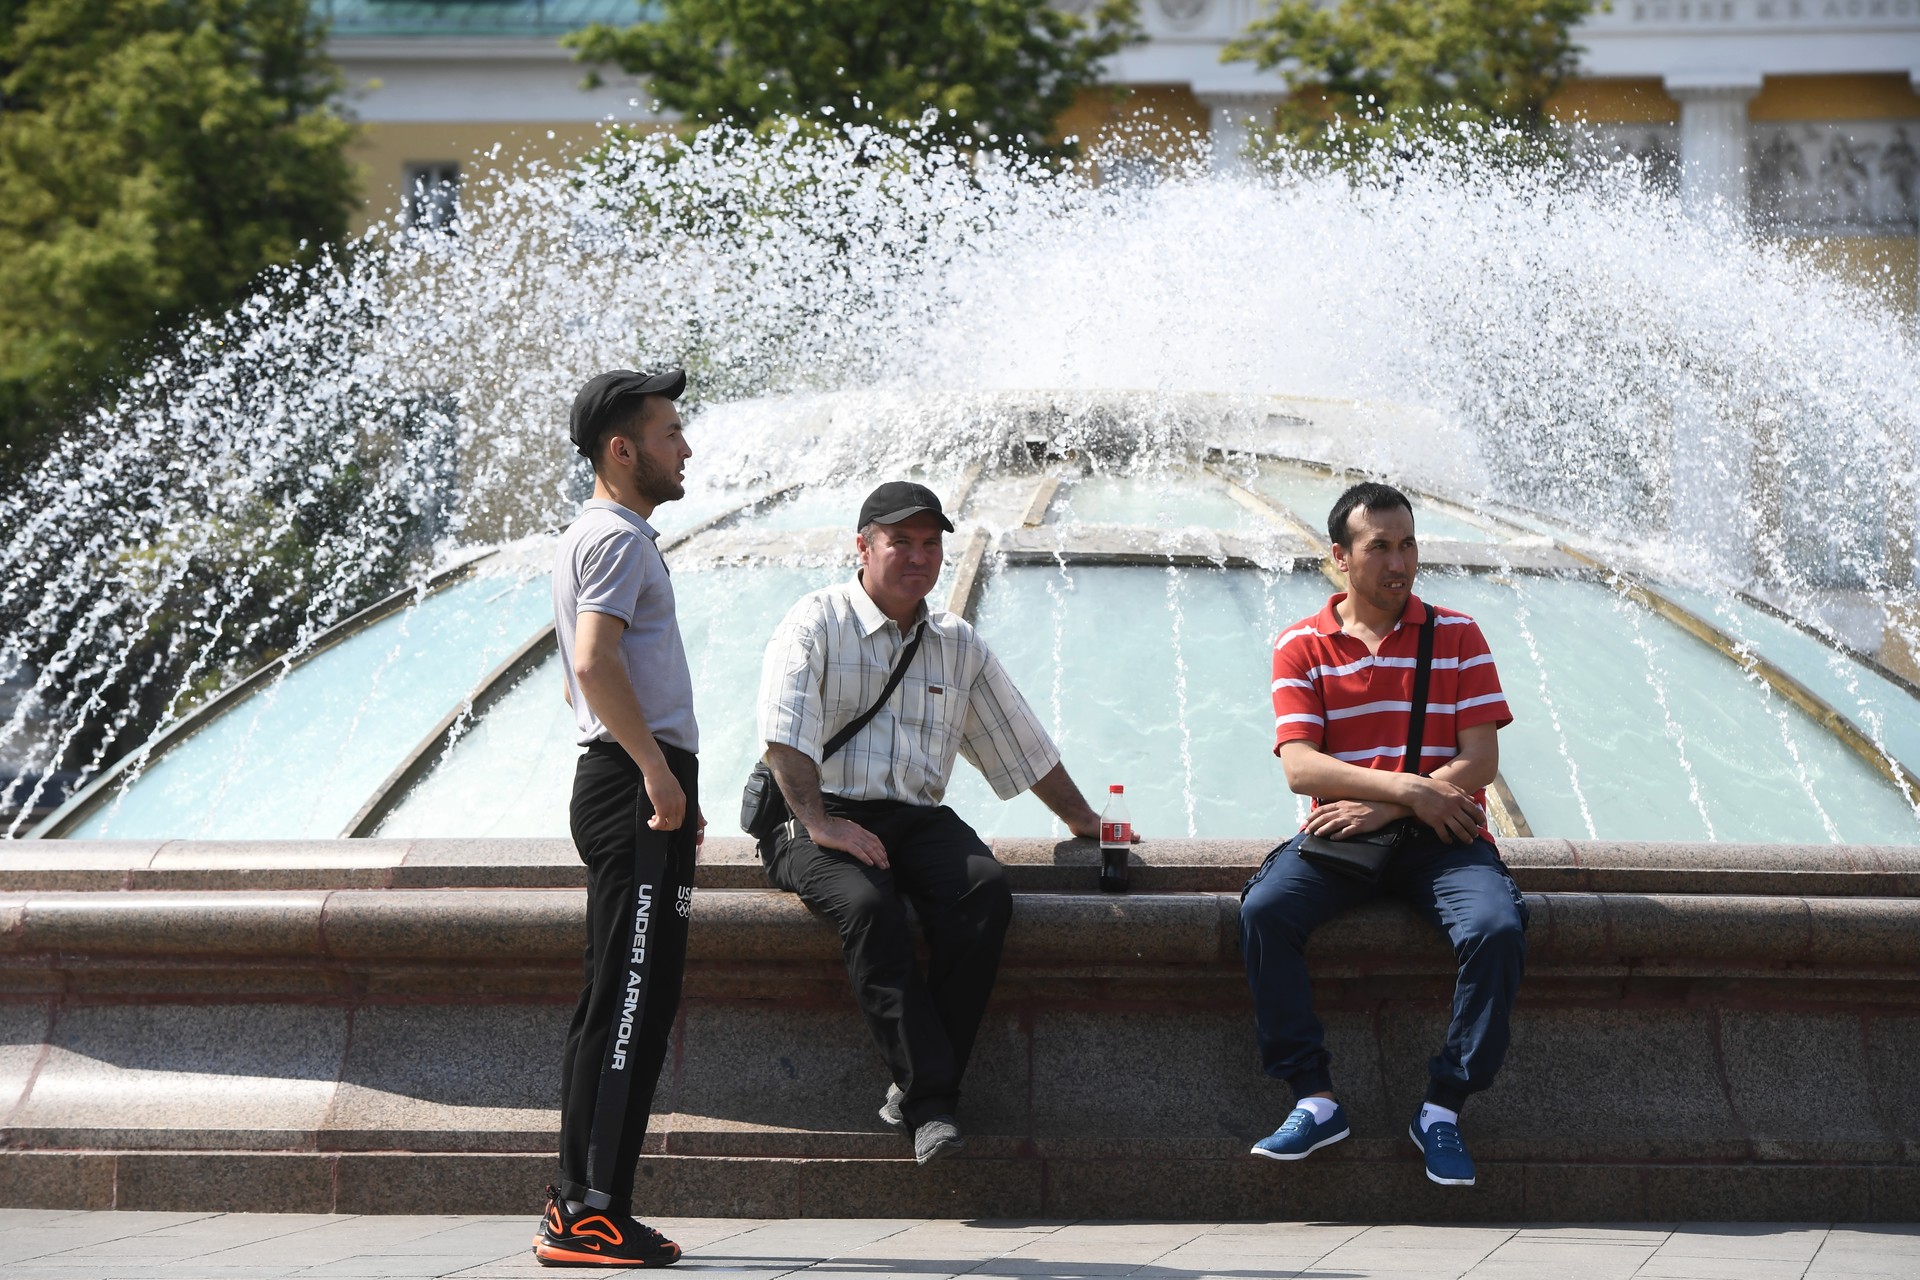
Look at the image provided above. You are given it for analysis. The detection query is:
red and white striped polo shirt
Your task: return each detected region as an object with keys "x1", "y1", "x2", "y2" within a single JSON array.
[{"x1": 1272, "y1": 592, "x2": 1512, "y2": 837}]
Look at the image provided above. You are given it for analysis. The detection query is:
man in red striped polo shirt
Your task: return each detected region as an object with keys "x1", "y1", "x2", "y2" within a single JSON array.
[{"x1": 1240, "y1": 482, "x2": 1529, "y2": 1188}]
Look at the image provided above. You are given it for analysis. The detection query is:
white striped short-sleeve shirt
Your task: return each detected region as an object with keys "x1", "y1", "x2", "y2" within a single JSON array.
[{"x1": 757, "y1": 578, "x2": 1059, "y2": 805}]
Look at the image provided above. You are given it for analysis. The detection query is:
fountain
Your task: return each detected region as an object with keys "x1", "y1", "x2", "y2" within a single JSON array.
[{"x1": 2, "y1": 122, "x2": 1919, "y2": 1220}]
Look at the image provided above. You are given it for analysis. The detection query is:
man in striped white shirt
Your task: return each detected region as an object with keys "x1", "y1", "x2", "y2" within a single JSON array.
[
  {"x1": 1241, "y1": 482, "x2": 1528, "y2": 1189},
  {"x1": 756, "y1": 481, "x2": 1117, "y2": 1165}
]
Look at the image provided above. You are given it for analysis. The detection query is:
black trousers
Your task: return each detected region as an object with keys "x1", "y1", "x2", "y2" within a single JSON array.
[
  {"x1": 557, "y1": 740, "x2": 698, "y2": 1214},
  {"x1": 762, "y1": 797, "x2": 1013, "y2": 1129}
]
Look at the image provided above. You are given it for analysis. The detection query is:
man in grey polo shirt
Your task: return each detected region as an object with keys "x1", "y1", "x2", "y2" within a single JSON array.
[
  {"x1": 536, "y1": 368, "x2": 697, "y2": 1269},
  {"x1": 756, "y1": 481, "x2": 1130, "y2": 1165}
]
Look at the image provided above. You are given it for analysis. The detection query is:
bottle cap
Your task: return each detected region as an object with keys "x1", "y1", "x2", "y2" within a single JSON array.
[{"x1": 1109, "y1": 784, "x2": 1124, "y2": 793}]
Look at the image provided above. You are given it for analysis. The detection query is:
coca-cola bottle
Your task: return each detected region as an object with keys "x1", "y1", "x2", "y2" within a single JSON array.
[{"x1": 1099, "y1": 785, "x2": 1131, "y2": 893}]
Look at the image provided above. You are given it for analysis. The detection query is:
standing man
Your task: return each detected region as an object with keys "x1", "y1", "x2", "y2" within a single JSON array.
[
  {"x1": 537, "y1": 369, "x2": 699, "y2": 1268},
  {"x1": 1240, "y1": 482, "x2": 1527, "y2": 1187},
  {"x1": 756, "y1": 481, "x2": 1129, "y2": 1165}
]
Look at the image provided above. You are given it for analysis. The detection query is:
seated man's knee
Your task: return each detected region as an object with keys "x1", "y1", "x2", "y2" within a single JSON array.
[
  {"x1": 969, "y1": 856, "x2": 1013, "y2": 924},
  {"x1": 1460, "y1": 900, "x2": 1527, "y2": 960},
  {"x1": 1240, "y1": 877, "x2": 1314, "y2": 951},
  {"x1": 823, "y1": 872, "x2": 899, "y2": 937}
]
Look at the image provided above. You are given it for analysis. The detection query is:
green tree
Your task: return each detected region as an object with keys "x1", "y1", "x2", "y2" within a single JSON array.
[
  {"x1": 1224, "y1": 0, "x2": 1593, "y2": 150},
  {"x1": 565, "y1": 0, "x2": 1140, "y2": 158},
  {"x1": 0, "y1": 0, "x2": 357, "y2": 471}
]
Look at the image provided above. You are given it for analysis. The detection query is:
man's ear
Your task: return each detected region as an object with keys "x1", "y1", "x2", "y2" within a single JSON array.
[{"x1": 602, "y1": 431, "x2": 633, "y2": 468}]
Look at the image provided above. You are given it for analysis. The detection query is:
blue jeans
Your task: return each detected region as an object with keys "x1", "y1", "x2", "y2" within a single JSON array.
[{"x1": 1239, "y1": 830, "x2": 1529, "y2": 1112}]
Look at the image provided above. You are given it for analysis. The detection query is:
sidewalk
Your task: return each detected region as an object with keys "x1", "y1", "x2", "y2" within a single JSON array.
[{"x1": 2, "y1": 1213, "x2": 1917, "y2": 1279}]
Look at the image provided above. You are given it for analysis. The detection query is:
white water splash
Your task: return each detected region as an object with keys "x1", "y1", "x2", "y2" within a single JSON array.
[{"x1": 3, "y1": 119, "x2": 1916, "y2": 831}]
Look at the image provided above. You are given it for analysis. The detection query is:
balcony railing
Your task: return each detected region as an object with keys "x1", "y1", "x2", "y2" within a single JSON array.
[{"x1": 320, "y1": 0, "x2": 653, "y2": 38}]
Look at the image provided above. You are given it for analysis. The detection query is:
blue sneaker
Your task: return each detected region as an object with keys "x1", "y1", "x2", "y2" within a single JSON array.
[
  {"x1": 1409, "y1": 1113, "x2": 1476, "y2": 1185},
  {"x1": 1250, "y1": 1103, "x2": 1350, "y2": 1160}
]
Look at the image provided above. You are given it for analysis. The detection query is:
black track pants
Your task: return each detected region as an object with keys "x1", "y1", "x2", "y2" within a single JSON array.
[
  {"x1": 761, "y1": 798, "x2": 1012, "y2": 1129},
  {"x1": 557, "y1": 740, "x2": 698, "y2": 1214}
]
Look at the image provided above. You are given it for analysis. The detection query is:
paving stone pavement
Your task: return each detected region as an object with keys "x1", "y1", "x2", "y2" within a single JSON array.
[{"x1": 1, "y1": 1213, "x2": 1917, "y2": 1279}]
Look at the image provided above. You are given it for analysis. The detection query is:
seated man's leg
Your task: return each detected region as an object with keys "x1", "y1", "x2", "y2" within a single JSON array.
[
  {"x1": 1239, "y1": 833, "x2": 1376, "y2": 1097},
  {"x1": 764, "y1": 816, "x2": 959, "y2": 1126},
  {"x1": 1395, "y1": 837, "x2": 1530, "y2": 1112},
  {"x1": 887, "y1": 807, "x2": 1013, "y2": 1097}
]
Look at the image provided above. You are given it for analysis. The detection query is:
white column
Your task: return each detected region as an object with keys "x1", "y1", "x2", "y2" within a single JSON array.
[
  {"x1": 1194, "y1": 92, "x2": 1283, "y2": 174},
  {"x1": 1665, "y1": 74, "x2": 1761, "y2": 224}
]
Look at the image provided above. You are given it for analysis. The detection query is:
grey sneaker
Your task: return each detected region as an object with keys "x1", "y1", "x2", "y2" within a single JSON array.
[
  {"x1": 879, "y1": 1083, "x2": 906, "y2": 1133},
  {"x1": 913, "y1": 1115, "x2": 964, "y2": 1165}
]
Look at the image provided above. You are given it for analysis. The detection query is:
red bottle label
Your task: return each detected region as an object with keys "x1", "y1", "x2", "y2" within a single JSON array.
[{"x1": 1101, "y1": 821, "x2": 1131, "y2": 845}]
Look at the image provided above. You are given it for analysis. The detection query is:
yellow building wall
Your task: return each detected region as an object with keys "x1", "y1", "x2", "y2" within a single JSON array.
[
  {"x1": 1750, "y1": 73, "x2": 1920, "y2": 122},
  {"x1": 348, "y1": 122, "x2": 649, "y2": 234},
  {"x1": 1056, "y1": 84, "x2": 1211, "y2": 161},
  {"x1": 1777, "y1": 236, "x2": 1918, "y2": 316},
  {"x1": 1546, "y1": 77, "x2": 1679, "y2": 125}
]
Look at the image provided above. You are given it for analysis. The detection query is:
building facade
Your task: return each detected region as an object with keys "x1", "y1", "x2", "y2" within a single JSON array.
[{"x1": 326, "y1": 1, "x2": 1920, "y2": 301}]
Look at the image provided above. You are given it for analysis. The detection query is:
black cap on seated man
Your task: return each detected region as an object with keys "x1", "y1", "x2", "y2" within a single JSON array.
[
  {"x1": 752, "y1": 480, "x2": 1133, "y2": 1165},
  {"x1": 856, "y1": 481, "x2": 956, "y2": 533}
]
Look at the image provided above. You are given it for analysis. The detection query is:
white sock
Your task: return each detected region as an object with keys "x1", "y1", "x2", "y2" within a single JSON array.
[
  {"x1": 564, "y1": 1200, "x2": 586, "y2": 1215},
  {"x1": 1295, "y1": 1096, "x2": 1339, "y2": 1124},
  {"x1": 1419, "y1": 1103, "x2": 1458, "y2": 1133}
]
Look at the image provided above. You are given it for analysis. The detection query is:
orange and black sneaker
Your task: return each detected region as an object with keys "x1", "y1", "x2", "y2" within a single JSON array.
[{"x1": 534, "y1": 1186, "x2": 682, "y2": 1268}]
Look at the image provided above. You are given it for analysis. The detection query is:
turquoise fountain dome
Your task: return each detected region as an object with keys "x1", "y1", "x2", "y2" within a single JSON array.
[{"x1": 37, "y1": 394, "x2": 1920, "y2": 846}]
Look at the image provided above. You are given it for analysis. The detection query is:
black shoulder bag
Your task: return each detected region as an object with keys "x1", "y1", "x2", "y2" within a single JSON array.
[
  {"x1": 1297, "y1": 605, "x2": 1438, "y2": 884},
  {"x1": 740, "y1": 626, "x2": 924, "y2": 848}
]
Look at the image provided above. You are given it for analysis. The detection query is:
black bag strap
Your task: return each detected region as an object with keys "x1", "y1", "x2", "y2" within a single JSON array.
[
  {"x1": 820, "y1": 625, "x2": 924, "y2": 762},
  {"x1": 1401, "y1": 605, "x2": 1438, "y2": 775}
]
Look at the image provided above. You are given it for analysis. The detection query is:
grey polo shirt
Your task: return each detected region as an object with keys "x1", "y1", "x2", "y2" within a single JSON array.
[{"x1": 552, "y1": 499, "x2": 698, "y2": 753}]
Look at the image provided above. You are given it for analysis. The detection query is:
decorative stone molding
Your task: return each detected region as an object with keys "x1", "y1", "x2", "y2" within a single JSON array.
[
  {"x1": 1567, "y1": 121, "x2": 1683, "y2": 191},
  {"x1": 1752, "y1": 120, "x2": 1920, "y2": 233},
  {"x1": 1155, "y1": 0, "x2": 1212, "y2": 31}
]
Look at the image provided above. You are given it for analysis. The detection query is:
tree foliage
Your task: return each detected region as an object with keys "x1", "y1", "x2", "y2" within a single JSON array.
[
  {"x1": 0, "y1": 0, "x2": 358, "y2": 471},
  {"x1": 1224, "y1": 0, "x2": 1593, "y2": 149},
  {"x1": 565, "y1": 0, "x2": 1140, "y2": 159}
]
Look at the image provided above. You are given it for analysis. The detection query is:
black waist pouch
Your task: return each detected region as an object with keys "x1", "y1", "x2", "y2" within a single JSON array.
[
  {"x1": 739, "y1": 761, "x2": 787, "y2": 845},
  {"x1": 1298, "y1": 818, "x2": 1431, "y2": 885}
]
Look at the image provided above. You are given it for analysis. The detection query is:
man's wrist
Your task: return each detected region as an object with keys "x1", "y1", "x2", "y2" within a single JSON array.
[{"x1": 629, "y1": 737, "x2": 669, "y2": 776}]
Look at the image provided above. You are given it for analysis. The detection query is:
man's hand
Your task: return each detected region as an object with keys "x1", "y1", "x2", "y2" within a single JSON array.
[
  {"x1": 1303, "y1": 799, "x2": 1408, "y2": 840},
  {"x1": 763, "y1": 743, "x2": 890, "y2": 869},
  {"x1": 642, "y1": 761, "x2": 686, "y2": 832},
  {"x1": 1032, "y1": 763, "x2": 1141, "y2": 842},
  {"x1": 695, "y1": 807, "x2": 706, "y2": 849},
  {"x1": 1398, "y1": 775, "x2": 1484, "y2": 843},
  {"x1": 807, "y1": 815, "x2": 889, "y2": 869},
  {"x1": 1062, "y1": 813, "x2": 1142, "y2": 843}
]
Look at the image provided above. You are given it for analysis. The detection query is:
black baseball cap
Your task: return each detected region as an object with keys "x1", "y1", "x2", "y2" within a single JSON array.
[
  {"x1": 857, "y1": 481, "x2": 955, "y2": 532},
  {"x1": 568, "y1": 368, "x2": 686, "y2": 458}
]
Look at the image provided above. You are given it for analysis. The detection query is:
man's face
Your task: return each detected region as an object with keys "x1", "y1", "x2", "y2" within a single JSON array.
[
  {"x1": 603, "y1": 398, "x2": 691, "y2": 504},
  {"x1": 857, "y1": 512, "x2": 945, "y2": 606},
  {"x1": 1332, "y1": 503, "x2": 1417, "y2": 616}
]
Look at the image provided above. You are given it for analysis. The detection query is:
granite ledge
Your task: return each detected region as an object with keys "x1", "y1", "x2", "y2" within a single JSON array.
[
  {"x1": 13, "y1": 837, "x2": 1920, "y2": 897},
  {"x1": 1, "y1": 887, "x2": 1918, "y2": 971}
]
